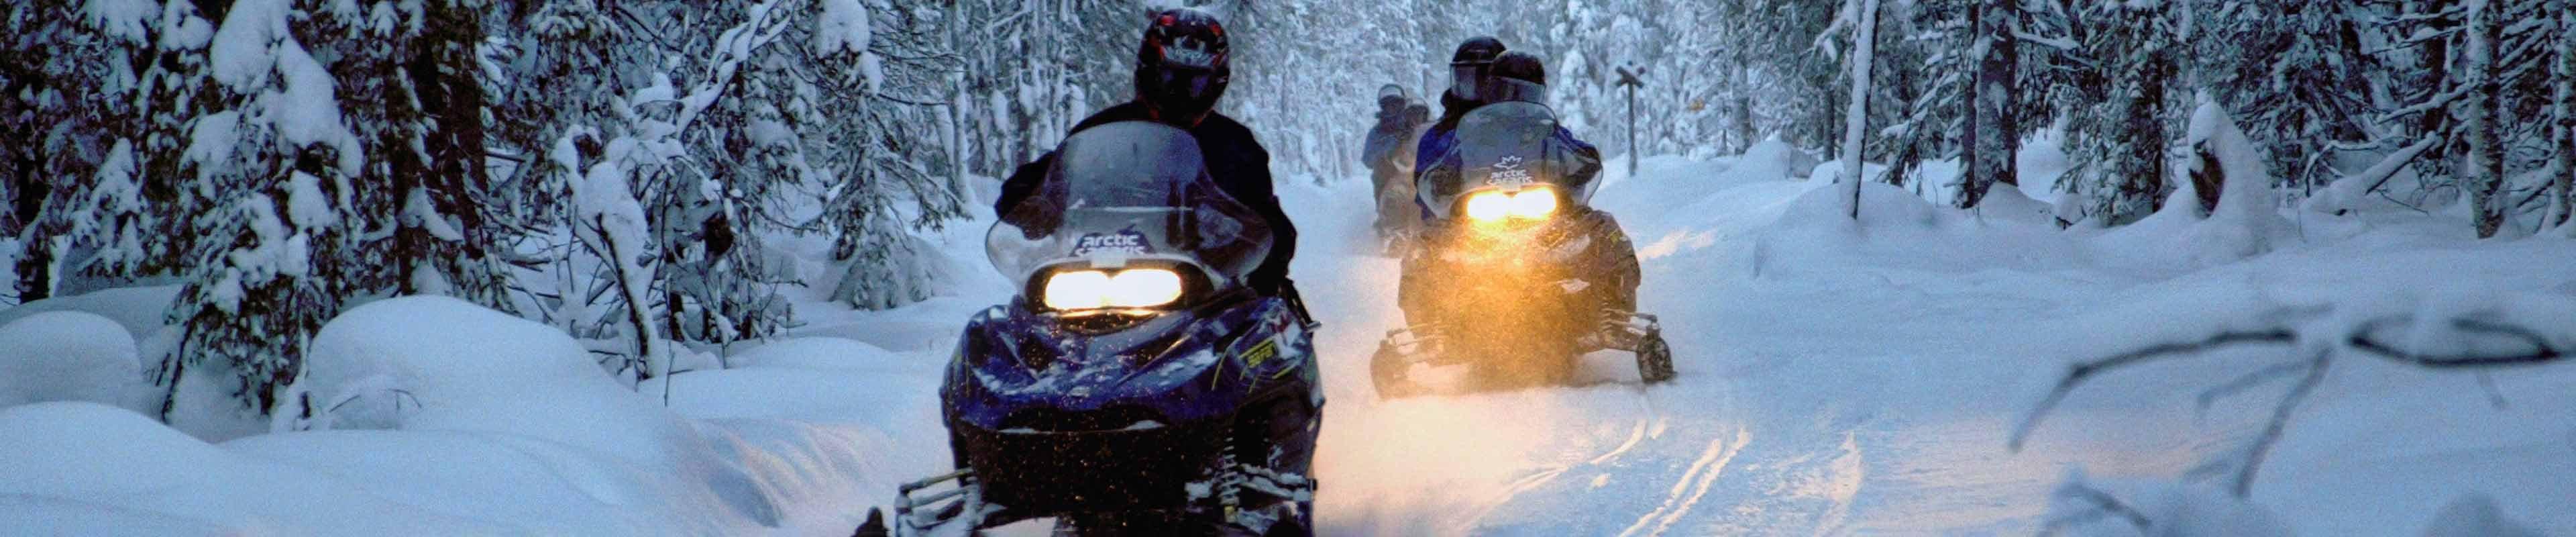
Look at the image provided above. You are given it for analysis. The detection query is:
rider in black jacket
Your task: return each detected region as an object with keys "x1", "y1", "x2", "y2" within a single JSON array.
[{"x1": 993, "y1": 7, "x2": 1299, "y2": 300}]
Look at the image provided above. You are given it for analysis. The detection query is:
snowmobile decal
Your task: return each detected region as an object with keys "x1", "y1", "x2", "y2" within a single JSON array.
[
  {"x1": 1241, "y1": 338, "x2": 1279, "y2": 370},
  {"x1": 1069, "y1": 228, "x2": 1155, "y2": 256},
  {"x1": 1486, "y1": 155, "x2": 1534, "y2": 187}
]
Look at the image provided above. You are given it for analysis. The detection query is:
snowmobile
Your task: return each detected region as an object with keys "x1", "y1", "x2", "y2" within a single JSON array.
[
  {"x1": 1371, "y1": 81, "x2": 1676, "y2": 398},
  {"x1": 865, "y1": 121, "x2": 1322, "y2": 536}
]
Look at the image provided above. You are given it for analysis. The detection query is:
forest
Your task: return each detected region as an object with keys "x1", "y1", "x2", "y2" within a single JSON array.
[{"x1": 2, "y1": 0, "x2": 2573, "y2": 521}]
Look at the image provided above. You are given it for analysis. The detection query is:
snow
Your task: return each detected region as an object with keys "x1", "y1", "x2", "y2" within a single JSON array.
[
  {"x1": 80, "y1": 0, "x2": 161, "y2": 44},
  {"x1": 814, "y1": 0, "x2": 872, "y2": 56},
  {"x1": 2419, "y1": 493, "x2": 2544, "y2": 537},
  {"x1": 0, "y1": 312, "x2": 146, "y2": 411}
]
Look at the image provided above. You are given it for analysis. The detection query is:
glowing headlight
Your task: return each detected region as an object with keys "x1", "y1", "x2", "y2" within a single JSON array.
[
  {"x1": 1464, "y1": 189, "x2": 1559, "y2": 222},
  {"x1": 1464, "y1": 191, "x2": 1512, "y2": 222},
  {"x1": 1042, "y1": 268, "x2": 1185, "y2": 310},
  {"x1": 1509, "y1": 189, "x2": 1559, "y2": 218}
]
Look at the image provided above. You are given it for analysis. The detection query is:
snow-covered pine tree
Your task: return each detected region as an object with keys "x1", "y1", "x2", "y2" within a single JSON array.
[
  {"x1": 1878, "y1": 0, "x2": 1949, "y2": 191},
  {"x1": 2061, "y1": 1, "x2": 2180, "y2": 226},
  {"x1": 2192, "y1": 1, "x2": 2372, "y2": 196},
  {"x1": 1754, "y1": 0, "x2": 1852, "y2": 150},
  {"x1": 822, "y1": 0, "x2": 969, "y2": 311},
  {"x1": 650, "y1": 0, "x2": 805, "y2": 343},
  {"x1": 166, "y1": 0, "x2": 368, "y2": 415},
  {"x1": 301, "y1": 0, "x2": 514, "y2": 311},
  {"x1": 482, "y1": 0, "x2": 646, "y2": 336},
  {"x1": 2364, "y1": 0, "x2": 2555, "y2": 235},
  {"x1": 5, "y1": 0, "x2": 191, "y2": 301}
]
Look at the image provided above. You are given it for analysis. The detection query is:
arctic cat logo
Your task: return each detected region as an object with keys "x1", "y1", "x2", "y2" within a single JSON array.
[
  {"x1": 1486, "y1": 155, "x2": 1533, "y2": 187},
  {"x1": 1070, "y1": 229, "x2": 1154, "y2": 256},
  {"x1": 1163, "y1": 37, "x2": 1219, "y2": 69}
]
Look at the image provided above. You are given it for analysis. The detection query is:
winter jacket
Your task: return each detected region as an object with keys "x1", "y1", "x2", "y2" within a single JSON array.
[
  {"x1": 995, "y1": 101, "x2": 1298, "y2": 297},
  {"x1": 1362, "y1": 105, "x2": 1423, "y2": 191}
]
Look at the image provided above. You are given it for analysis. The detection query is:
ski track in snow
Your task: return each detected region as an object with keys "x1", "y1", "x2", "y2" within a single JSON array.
[{"x1": 1617, "y1": 426, "x2": 1750, "y2": 537}]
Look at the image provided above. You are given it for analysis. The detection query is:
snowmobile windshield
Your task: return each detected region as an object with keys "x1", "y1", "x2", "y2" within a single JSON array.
[
  {"x1": 987, "y1": 121, "x2": 1274, "y2": 295},
  {"x1": 1421, "y1": 101, "x2": 1599, "y2": 219}
]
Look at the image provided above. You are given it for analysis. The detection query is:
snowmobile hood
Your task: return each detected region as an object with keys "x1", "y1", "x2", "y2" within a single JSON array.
[{"x1": 944, "y1": 297, "x2": 1312, "y2": 431}]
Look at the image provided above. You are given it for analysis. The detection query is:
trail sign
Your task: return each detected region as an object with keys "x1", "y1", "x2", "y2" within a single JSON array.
[{"x1": 1614, "y1": 65, "x2": 1646, "y2": 177}]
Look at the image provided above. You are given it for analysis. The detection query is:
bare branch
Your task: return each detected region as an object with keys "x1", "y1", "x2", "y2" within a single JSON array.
[
  {"x1": 2348, "y1": 318, "x2": 2565, "y2": 368},
  {"x1": 2194, "y1": 359, "x2": 2310, "y2": 418},
  {"x1": 2233, "y1": 352, "x2": 2328, "y2": 497},
  {"x1": 2041, "y1": 481, "x2": 2155, "y2": 536},
  {"x1": 2011, "y1": 330, "x2": 2298, "y2": 451}
]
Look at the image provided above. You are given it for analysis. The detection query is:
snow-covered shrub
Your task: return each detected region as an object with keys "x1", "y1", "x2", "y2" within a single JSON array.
[
  {"x1": 0, "y1": 311, "x2": 143, "y2": 411},
  {"x1": 288, "y1": 295, "x2": 695, "y2": 456}
]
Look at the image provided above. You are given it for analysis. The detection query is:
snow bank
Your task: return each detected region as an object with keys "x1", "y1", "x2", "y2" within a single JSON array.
[
  {"x1": 0, "y1": 401, "x2": 492, "y2": 534},
  {"x1": 0, "y1": 296, "x2": 930, "y2": 534},
  {"x1": 2420, "y1": 493, "x2": 2544, "y2": 537},
  {"x1": 0, "y1": 285, "x2": 183, "y2": 340},
  {"x1": 2041, "y1": 472, "x2": 2290, "y2": 537},
  {"x1": 727, "y1": 336, "x2": 911, "y2": 371},
  {"x1": 0, "y1": 311, "x2": 147, "y2": 412},
  {"x1": 290, "y1": 295, "x2": 696, "y2": 462}
]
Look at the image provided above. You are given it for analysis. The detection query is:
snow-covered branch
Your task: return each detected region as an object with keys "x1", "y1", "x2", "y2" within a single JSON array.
[{"x1": 2014, "y1": 300, "x2": 2572, "y2": 497}]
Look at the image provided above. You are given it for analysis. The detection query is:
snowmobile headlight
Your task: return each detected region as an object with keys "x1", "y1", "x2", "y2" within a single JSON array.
[
  {"x1": 1464, "y1": 191, "x2": 1513, "y2": 222},
  {"x1": 1508, "y1": 188, "x2": 1560, "y2": 218},
  {"x1": 1042, "y1": 268, "x2": 1185, "y2": 310}
]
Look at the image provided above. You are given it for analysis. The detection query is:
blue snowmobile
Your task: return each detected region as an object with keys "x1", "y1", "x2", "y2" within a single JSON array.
[
  {"x1": 870, "y1": 121, "x2": 1322, "y2": 536},
  {"x1": 1373, "y1": 55, "x2": 1675, "y2": 397}
]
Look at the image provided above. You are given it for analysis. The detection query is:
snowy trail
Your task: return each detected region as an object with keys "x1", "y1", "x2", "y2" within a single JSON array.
[
  {"x1": 722, "y1": 152, "x2": 2571, "y2": 536},
  {"x1": 1283, "y1": 161, "x2": 2231, "y2": 536},
  {"x1": 324, "y1": 151, "x2": 2564, "y2": 536}
]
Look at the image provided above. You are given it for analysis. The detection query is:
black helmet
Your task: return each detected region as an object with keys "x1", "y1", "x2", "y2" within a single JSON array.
[
  {"x1": 1478, "y1": 51, "x2": 1548, "y2": 103},
  {"x1": 1134, "y1": 7, "x2": 1230, "y2": 126},
  {"x1": 1379, "y1": 83, "x2": 1407, "y2": 110},
  {"x1": 1448, "y1": 36, "x2": 1506, "y2": 101}
]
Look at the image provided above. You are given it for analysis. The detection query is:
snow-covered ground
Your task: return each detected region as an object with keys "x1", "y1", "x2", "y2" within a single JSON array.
[{"x1": 4, "y1": 140, "x2": 2572, "y2": 536}]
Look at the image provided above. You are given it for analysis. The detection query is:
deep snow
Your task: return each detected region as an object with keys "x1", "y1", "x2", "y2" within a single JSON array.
[{"x1": 3, "y1": 140, "x2": 2573, "y2": 535}]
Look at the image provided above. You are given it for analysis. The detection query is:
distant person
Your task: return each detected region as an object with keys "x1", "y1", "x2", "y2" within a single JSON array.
[{"x1": 1362, "y1": 84, "x2": 1426, "y2": 251}]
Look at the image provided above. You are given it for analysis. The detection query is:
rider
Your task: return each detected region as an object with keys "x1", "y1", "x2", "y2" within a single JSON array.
[
  {"x1": 1363, "y1": 84, "x2": 1425, "y2": 246},
  {"x1": 1411, "y1": 36, "x2": 1509, "y2": 210},
  {"x1": 1401, "y1": 50, "x2": 1638, "y2": 323},
  {"x1": 994, "y1": 7, "x2": 1301, "y2": 303}
]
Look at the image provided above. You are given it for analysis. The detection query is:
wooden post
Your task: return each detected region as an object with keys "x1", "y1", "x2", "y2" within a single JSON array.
[{"x1": 1615, "y1": 64, "x2": 1646, "y2": 177}]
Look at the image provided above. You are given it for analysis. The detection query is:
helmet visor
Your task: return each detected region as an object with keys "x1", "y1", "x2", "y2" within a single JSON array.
[
  {"x1": 1146, "y1": 67, "x2": 1222, "y2": 116},
  {"x1": 1450, "y1": 63, "x2": 1484, "y2": 101}
]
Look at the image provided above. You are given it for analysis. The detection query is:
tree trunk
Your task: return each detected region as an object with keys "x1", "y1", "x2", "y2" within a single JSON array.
[
  {"x1": 2463, "y1": 0, "x2": 2504, "y2": 238},
  {"x1": 1735, "y1": 66, "x2": 1757, "y2": 152},
  {"x1": 2554, "y1": 0, "x2": 2574, "y2": 229},
  {"x1": 1839, "y1": 0, "x2": 1880, "y2": 220},
  {"x1": 1962, "y1": 0, "x2": 2022, "y2": 209}
]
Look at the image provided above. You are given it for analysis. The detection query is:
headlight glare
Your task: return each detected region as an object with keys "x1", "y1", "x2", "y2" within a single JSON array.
[
  {"x1": 1509, "y1": 189, "x2": 1559, "y2": 218},
  {"x1": 1464, "y1": 191, "x2": 1511, "y2": 222},
  {"x1": 1042, "y1": 268, "x2": 1185, "y2": 311}
]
